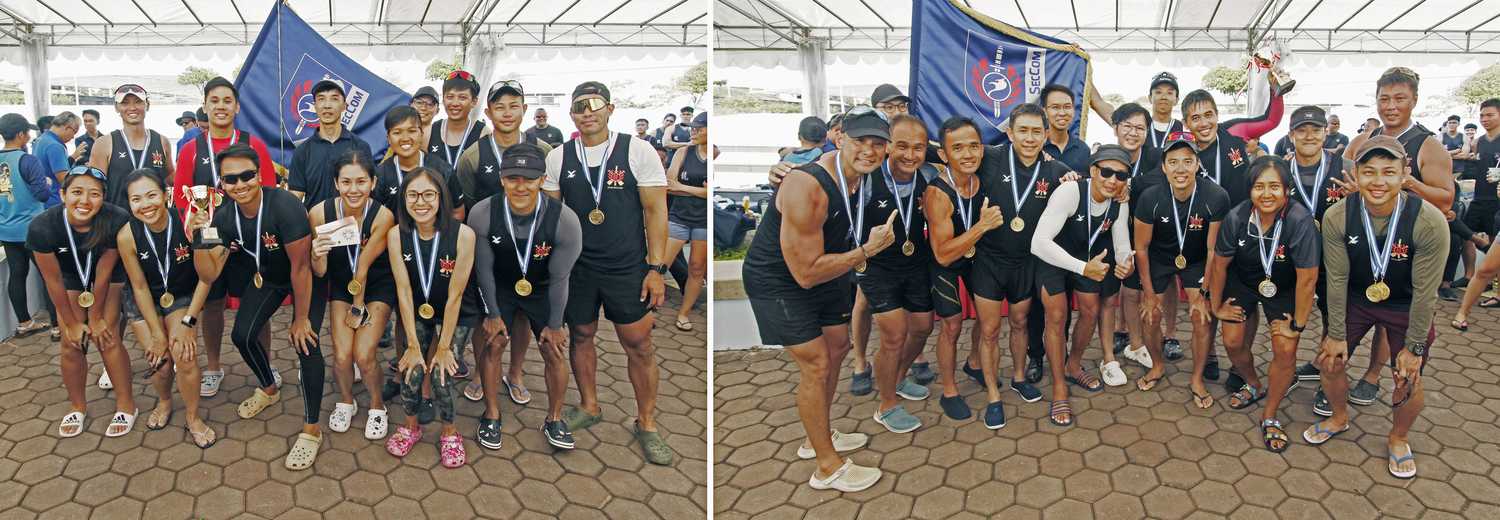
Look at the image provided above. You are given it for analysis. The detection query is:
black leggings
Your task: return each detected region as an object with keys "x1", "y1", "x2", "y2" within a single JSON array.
[
  {"x1": 3, "y1": 241, "x2": 56, "y2": 324},
  {"x1": 233, "y1": 282, "x2": 324, "y2": 424}
]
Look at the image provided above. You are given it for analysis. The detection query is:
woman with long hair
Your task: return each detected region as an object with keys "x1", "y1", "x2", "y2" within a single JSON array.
[
  {"x1": 384, "y1": 167, "x2": 478, "y2": 467},
  {"x1": 664, "y1": 112, "x2": 713, "y2": 330}
]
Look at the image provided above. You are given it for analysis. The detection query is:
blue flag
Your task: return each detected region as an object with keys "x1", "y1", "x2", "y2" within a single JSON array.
[
  {"x1": 909, "y1": 0, "x2": 1093, "y2": 144},
  {"x1": 234, "y1": 3, "x2": 408, "y2": 165}
]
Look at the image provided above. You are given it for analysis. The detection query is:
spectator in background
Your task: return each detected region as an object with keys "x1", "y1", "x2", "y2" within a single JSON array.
[
  {"x1": 635, "y1": 118, "x2": 655, "y2": 146},
  {"x1": 1325, "y1": 115, "x2": 1350, "y2": 154},
  {"x1": 1274, "y1": 133, "x2": 1293, "y2": 157},
  {"x1": 176, "y1": 109, "x2": 206, "y2": 152},
  {"x1": 34, "y1": 116, "x2": 53, "y2": 140},
  {"x1": 780, "y1": 116, "x2": 827, "y2": 165},
  {"x1": 412, "y1": 85, "x2": 440, "y2": 152},
  {"x1": 73, "y1": 109, "x2": 103, "y2": 167},
  {"x1": 33, "y1": 112, "x2": 78, "y2": 184},
  {"x1": 0, "y1": 113, "x2": 56, "y2": 338},
  {"x1": 1442, "y1": 115, "x2": 1465, "y2": 156},
  {"x1": 664, "y1": 107, "x2": 694, "y2": 158},
  {"x1": 822, "y1": 113, "x2": 845, "y2": 153},
  {"x1": 176, "y1": 111, "x2": 195, "y2": 133},
  {"x1": 524, "y1": 108, "x2": 564, "y2": 147},
  {"x1": 1361, "y1": 117, "x2": 1380, "y2": 136}
]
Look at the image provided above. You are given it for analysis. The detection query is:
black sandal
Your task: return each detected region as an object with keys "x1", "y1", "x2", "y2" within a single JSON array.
[
  {"x1": 1228, "y1": 384, "x2": 1267, "y2": 410},
  {"x1": 1049, "y1": 400, "x2": 1073, "y2": 427},
  {"x1": 1261, "y1": 418, "x2": 1288, "y2": 453},
  {"x1": 1137, "y1": 374, "x2": 1164, "y2": 392}
]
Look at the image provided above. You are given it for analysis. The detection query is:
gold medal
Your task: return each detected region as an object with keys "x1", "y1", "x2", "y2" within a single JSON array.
[
  {"x1": 1010, "y1": 217, "x2": 1025, "y2": 232},
  {"x1": 1258, "y1": 279, "x2": 1278, "y2": 298},
  {"x1": 1175, "y1": 254, "x2": 1188, "y2": 270},
  {"x1": 902, "y1": 240, "x2": 915, "y2": 256},
  {"x1": 77, "y1": 291, "x2": 95, "y2": 308},
  {"x1": 855, "y1": 261, "x2": 867, "y2": 274},
  {"x1": 419, "y1": 303, "x2": 435, "y2": 320},
  {"x1": 253, "y1": 272, "x2": 264, "y2": 288},
  {"x1": 964, "y1": 247, "x2": 976, "y2": 259},
  {"x1": 588, "y1": 208, "x2": 605, "y2": 225},
  {"x1": 347, "y1": 279, "x2": 362, "y2": 296},
  {"x1": 1365, "y1": 281, "x2": 1390, "y2": 303},
  {"x1": 515, "y1": 278, "x2": 533, "y2": 296},
  {"x1": 159, "y1": 292, "x2": 175, "y2": 309}
]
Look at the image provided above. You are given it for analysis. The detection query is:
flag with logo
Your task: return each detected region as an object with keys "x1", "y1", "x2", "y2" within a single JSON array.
[
  {"x1": 909, "y1": 0, "x2": 1093, "y2": 144},
  {"x1": 234, "y1": 2, "x2": 407, "y2": 165}
]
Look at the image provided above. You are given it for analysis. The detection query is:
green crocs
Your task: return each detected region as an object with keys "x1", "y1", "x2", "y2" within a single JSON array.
[
  {"x1": 562, "y1": 406, "x2": 604, "y2": 431},
  {"x1": 634, "y1": 422, "x2": 674, "y2": 466}
]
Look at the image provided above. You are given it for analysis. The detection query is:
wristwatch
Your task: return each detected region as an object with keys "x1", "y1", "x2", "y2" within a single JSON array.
[
  {"x1": 181, "y1": 315, "x2": 198, "y2": 328},
  {"x1": 1289, "y1": 320, "x2": 1305, "y2": 332},
  {"x1": 649, "y1": 263, "x2": 669, "y2": 275},
  {"x1": 1407, "y1": 341, "x2": 1427, "y2": 357}
]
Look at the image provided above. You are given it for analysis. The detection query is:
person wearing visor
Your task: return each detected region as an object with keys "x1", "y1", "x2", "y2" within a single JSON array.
[{"x1": 544, "y1": 81, "x2": 673, "y2": 465}]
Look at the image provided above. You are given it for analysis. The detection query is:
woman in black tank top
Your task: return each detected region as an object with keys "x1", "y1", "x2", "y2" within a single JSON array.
[
  {"x1": 115, "y1": 170, "x2": 217, "y2": 447},
  {"x1": 308, "y1": 151, "x2": 397, "y2": 441},
  {"x1": 384, "y1": 167, "x2": 477, "y2": 467},
  {"x1": 664, "y1": 115, "x2": 712, "y2": 331}
]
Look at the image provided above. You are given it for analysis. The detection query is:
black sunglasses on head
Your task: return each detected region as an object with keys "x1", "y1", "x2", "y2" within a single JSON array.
[{"x1": 220, "y1": 169, "x2": 258, "y2": 185}]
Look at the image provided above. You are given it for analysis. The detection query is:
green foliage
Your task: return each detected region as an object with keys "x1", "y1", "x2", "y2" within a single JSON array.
[
  {"x1": 674, "y1": 62, "x2": 709, "y2": 105},
  {"x1": 177, "y1": 66, "x2": 220, "y2": 89},
  {"x1": 715, "y1": 244, "x2": 749, "y2": 260},
  {"x1": 717, "y1": 96, "x2": 801, "y2": 115},
  {"x1": 1456, "y1": 65, "x2": 1500, "y2": 105},
  {"x1": 1201, "y1": 64, "x2": 1248, "y2": 102},
  {"x1": 425, "y1": 56, "x2": 461, "y2": 81}
]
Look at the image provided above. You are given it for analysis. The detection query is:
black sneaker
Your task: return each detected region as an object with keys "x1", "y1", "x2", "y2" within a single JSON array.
[
  {"x1": 1113, "y1": 332, "x2": 1129, "y2": 355},
  {"x1": 939, "y1": 394, "x2": 971, "y2": 421},
  {"x1": 909, "y1": 362, "x2": 936, "y2": 386},
  {"x1": 1204, "y1": 355, "x2": 1221, "y2": 381},
  {"x1": 983, "y1": 401, "x2": 1006, "y2": 429},
  {"x1": 1010, "y1": 380, "x2": 1042, "y2": 403},
  {"x1": 1164, "y1": 339, "x2": 1184, "y2": 361},
  {"x1": 962, "y1": 362, "x2": 986, "y2": 386},
  {"x1": 1024, "y1": 357, "x2": 1044, "y2": 384},
  {"x1": 543, "y1": 419, "x2": 576, "y2": 449},
  {"x1": 477, "y1": 417, "x2": 502, "y2": 450},
  {"x1": 1224, "y1": 371, "x2": 1245, "y2": 395},
  {"x1": 1439, "y1": 287, "x2": 1460, "y2": 302},
  {"x1": 418, "y1": 398, "x2": 436, "y2": 425},
  {"x1": 1313, "y1": 388, "x2": 1332, "y2": 417},
  {"x1": 1349, "y1": 380, "x2": 1380, "y2": 406},
  {"x1": 1295, "y1": 362, "x2": 1321, "y2": 381}
]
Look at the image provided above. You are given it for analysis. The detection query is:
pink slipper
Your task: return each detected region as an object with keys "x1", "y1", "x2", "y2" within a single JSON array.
[
  {"x1": 439, "y1": 434, "x2": 467, "y2": 468},
  {"x1": 386, "y1": 425, "x2": 422, "y2": 457}
]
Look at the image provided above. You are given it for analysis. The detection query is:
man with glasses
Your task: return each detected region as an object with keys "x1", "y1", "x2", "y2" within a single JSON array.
[
  {"x1": 871, "y1": 84, "x2": 909, "y2": 119},
  {"x1": 543, "y1": 81, "x2": 673, "y2": 465},
  {"x1": 409, "y1": 86, "x2": 440, "y2": 155},
  {"x1": 430, "y1": 70, "x2": 486, "y2": 175},
  {"x1": 33, "y1": 112, "x2": 78, "y2": 184},
  {"x1": 1111, "y1": 103, "x2": 1164, "y2": 371},
  {"x1": 525, "y1": 108, "x2": 564, "y2": 148}
]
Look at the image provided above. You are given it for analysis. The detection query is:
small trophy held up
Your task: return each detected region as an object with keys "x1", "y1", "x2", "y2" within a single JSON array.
[{"x1": 191, "y1": 185, "x2": 222, "y2": 249}]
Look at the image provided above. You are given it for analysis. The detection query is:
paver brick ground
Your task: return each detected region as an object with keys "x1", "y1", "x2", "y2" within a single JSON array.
[
  {"x1": 0, "y1": 291, "x2": 705, "y2": 518},
  {"x1": 714, "y1": 300, "x2": 1500, "y2": 519}
]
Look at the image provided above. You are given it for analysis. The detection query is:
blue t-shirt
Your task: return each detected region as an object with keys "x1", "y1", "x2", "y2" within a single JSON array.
[
  {"x1": 32, "y1": 131, "x2": 69, "y2": 176},
  {"x1": 177, "y1": 127, "x2": 203, "y2": 152},
  {"x1": 0, "y1": 149, "x2": 52, "y2": 242}
]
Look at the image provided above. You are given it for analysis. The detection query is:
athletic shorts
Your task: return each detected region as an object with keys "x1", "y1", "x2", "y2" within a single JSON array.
[
  {"x1": 969, "y1": 255, "x2": 1035, "y2": 304},
  {"x1": 565, "y1": 263, "x2": 651, "y2": 326},
  {"x1": 329, "y1": 275, "x2": 398, "y2": 307},
  {"x1": 1345, "y1": 303, "x2": 1434, "y2": 372},
  {"x1": 1222, "y1": 272, "x2": 1294, "y2": 326},
  {"x1": 855, "y1": 261, "x2": 933, "y2": 314},
  {"x1": 491, "y1": 297, "x2": 550, "y2": 340},
  {"x1": 1463, "y1": 198, "x2": 1498, "y2": 237},
  {"x1": 668, "y1": 220, "x2": 708, "y2": 242},
  {"x1": 120, "y1": 284, "x2": 142, "y2": 321},
  {"x1": 1037, "y1": 263, "x2": 1121, "y2": 299},
  {"x1": 1123, "y1": 258, "x2": 1207, "y2": 293},
  {"x1": 931, "y1": 262, "x2": 974, "y2": 318},
  {"x1": 745, "y1": 277, "x2": 854, "y2": 346}
]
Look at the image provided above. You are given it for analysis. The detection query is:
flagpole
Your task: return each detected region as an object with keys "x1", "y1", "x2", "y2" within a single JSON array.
[{"x1": 276, "y1": 0, "x2": 286, "y2": 160}]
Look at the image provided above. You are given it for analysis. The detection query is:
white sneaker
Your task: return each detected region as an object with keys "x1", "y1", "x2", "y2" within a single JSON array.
[
  {"x1": 364, "y1": 408, "x2": 388, "y2": 440},
  {"x1": 1123, "y1": 346, "x2": 1154, "y2": 369},
  {"x1": 353, "y1": 365, "x2": 362, "y2": 383},
  {"x1": 1100, "y1": 361, "x2": 1128, "y2": 387},
  {"x1": 798, "y1": 429, "x2": 870, "y2": 459},
  {"x1": 97, "y1": 370, "x2": 113, "y2": 390},
  {"x1": 808, "y1": 459, "x2": 882, "y2": 492},
  {"x1": 329, "y1": 402, "x2": 357, "y2": 433},
  {"x1": 200, "y1": 370, "x2": 225, "y2": 397},
  {"x1": 272, "y1": 368, "x2": 283, "y2": 387}
]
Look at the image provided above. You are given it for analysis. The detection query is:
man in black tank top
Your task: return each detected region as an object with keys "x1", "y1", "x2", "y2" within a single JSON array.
[
  {"x1": 455, "y1": 79, "x2": 552, "y2": 214},
  {"x1": 543, "y1": 81, "x2": 674, "y2": 464},
  {"x1": 1455, "y1": 100, "x2": 1500, "y2": 329},
  {"x1": 1309, "y1": 136, "x2": 1447, "y2": 479},
  {"x1": 89, "y1": 84, "x2": 173, "y2": 211},
  {"x1": 742, "y1": 107, "x2": 896, "y2": 492},
  {"x1": 429, "y1": 70, "x2": 485, "y2": 168}
]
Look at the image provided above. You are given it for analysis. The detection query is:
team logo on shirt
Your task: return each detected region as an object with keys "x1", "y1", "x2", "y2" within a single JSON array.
[
  {"x1": 1274, "y1": 244, "x2": 1287, "y2": 262},
  {"x1": 1227, "y1": 147, "x2": 1244, "y2": 167},
  {"x1": 1099, "y1": 218, "x2": 1112, "y2": 231},
  {"x1": 439, "y1": 256, "x2": 456, "y2": 277},
  {"x1": 262, "y1": 232, "x2": 280, "y2": 251},
  {"x1": 1187, "y1": 214, "x2": 1205, "y2": 230},
  {"x1": 140, "y1": 251, "x2": 151, "y2": 260},
  {"x1": 533, "y1": 243, "x2": 552, "y2": 260},
  {"x1": 606, "y1": 166, "x2": 627, "y2": 187},
  {"x1": 174, "y1": 244, "x2": 191, "y2": 263},
  {"x1": 1325, "y1": 187, "x2": 1345, "y2": 203},
  {"x1": 1034, "y1": 179, "x2": 1050, "y2": 197},
  {"x1": 1392, "y1": 240, "x2": 1410, "y2": 261},
  {"x1": 877, "y1": 199, "x2": 889, "y2": 209},
  {"x1": 152, "y1": 151, "x2": 164, "y2": 167}
]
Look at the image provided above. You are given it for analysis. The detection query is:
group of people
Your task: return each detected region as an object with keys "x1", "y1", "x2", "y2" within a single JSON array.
[
  {"x1": 748, "y1": 65, "x2": 1468, "y2": 491},
  {"x1": 1, "y1": 70, "x2": 709, "y2": 471}
]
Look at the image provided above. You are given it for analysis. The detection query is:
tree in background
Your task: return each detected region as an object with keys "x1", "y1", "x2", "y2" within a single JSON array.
[
  {"x1": 425, "y1": 56, "x2": 461, "y2": 81},
  {"x1": 177, "y1": 66, "x2": 220, "y2": 90},
  {"x1": 1202, "y1": 63, "x2": 1248, "y2": 106},
  {"x1": 674, "y1": 61, "x2": 708, "y2": 107},
  {"x1": 1457, "y1": 64, "x2": 1500, "y2": 104}
]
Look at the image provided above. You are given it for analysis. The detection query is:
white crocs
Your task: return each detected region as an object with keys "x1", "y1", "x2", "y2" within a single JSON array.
[
  {"x1": 200, "y1": 370, "x2": 224, "y2": 397},
  {"x1": 798, "y1": 429, "x2": 869, "y2": 459},
  {"x1": 329, "y1": 402, "x2": 357, "y2": 433},
  {"x1": 1123, "y1": 345, "x2": 1154, "y2": 369},
  {"x1": 1100, "y1": 361, "x2": 1128, "y2": 387},
  {"x1": 808, "y1": 458, "x2": 881, "y2": 492},
  {"x1": 364, "y1": 408, "x2": 388, "y2": 440}
]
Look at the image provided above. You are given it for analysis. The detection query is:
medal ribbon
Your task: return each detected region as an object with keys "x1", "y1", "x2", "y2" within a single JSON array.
[
  {"x1": 503, "y1": 194, "x2": 543, "y2": 279},
  {"x1": 1360, "y1": 194, "x2": 1406, "y2": 281},
  {"x1": 207, "y1": 130, "x2": 240, "y2": 185},
  {"x1": 1170, "y1": 184, "x2": 1199, "y2": 257},
  {"x1": 142, "y1": 220, "x2": 173, "y2": 290},
  {"x1": 338, "y1": 198, "x2": 371, "y2": 275},
  {"x1": 944, "y1": 168, "x2": 974, "y2": 232},
  {"x1": 1084, "y1": 181, "x2": 1109, "y2": 251},
  {"x1": 396, "y1": 154, "x2": 425, "y2": 187},
  {"x1": 442, "y1": 120, "x2": 474, "y2": 166},
  {"x1": 412, "y1": 230, "x2": 441, "y2": 304},
  {"x1": 1253, "y1": 212, "x2": 1284, "y2": 280},
  {"x1": 881, "y1": 161, "x2": 917, "y2": 239},
  {"x1": 832, "y1": 151, "x2": 866, "y2": 244},
  {"x1": 1290, "y1": 152, "x2": 1328, "y2": 214},
  {"x1": 575, "y1": 132, "x2": 618, "y2": 213},
  {"x1": 234, "y1": 195, "x2": 263, "y2": 275},
  {"x1": 1007, "y1": 147, "x2": 1041, "y2": 221},
  {"x1": 123, "y1": 132, "x2": 150, "y2": 171},
  {"x1": 62, "y1": 210, "x2": 94, "y2": 292}
]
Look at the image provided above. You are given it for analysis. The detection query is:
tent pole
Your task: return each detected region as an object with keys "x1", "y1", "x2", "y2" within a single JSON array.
[
  {"x1": 21, "y1": 31, "x2": 49, "y2": 120},
  {"x1": 799, "y1": 33, "x2": 828, "y2": 120}
]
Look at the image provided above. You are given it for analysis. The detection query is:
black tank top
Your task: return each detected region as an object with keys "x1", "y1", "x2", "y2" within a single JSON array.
[
  {"x1": 1345, "y1": 194, "x2": 1423, "y2": 309},
  {"x1": 321, "y1": 199, "x2": 389, "y2": 286},
  {"x1": 743, "y1": 162, "x2": 855, "y2": 292},
  {"x1": 1146, "y1": 119, "x2": 1184, "y2": 155},
  {"x1": 858, "y1": 163, "x2": 930, "y2": 269},
  {"x1": 1289, "y1": 153, "x2": 1348, "y2": 224},
  {"x1": 190, "y1": 130, "x2": 244, "y2": 188},
  {"x1": 428, "y1": 120, "x2": 485, "y2": 166},
  {"x1": 487, "y1": 196, "x2": 561, "y2": 302},
  {"x1": 931, "y1": 173, "x2": 979, "y2": 271},
  {"x1": 669, "y1": 146, "x2": 709, "y2": 227},
  {"x1": 1372, "y1": 124, "x2": 1434, "y2": 182},
  {"x1": 129, "y1": 216, "x2": 196, "y2": 299},
  {"x1": 558, "y1": 134, "x2": 646, "y2": 272},
  {"x1": 1060, "y1": 180, "x2": 1122, "y2": 262},
  {"x1": 401, "y1": 222, "x2": 461, "y2": 325},
  {"x1": 1226, "y1": 203, "x2": 1310, "y2": 293},
  {"x1": 106, "y1": 129, "x2": 167, "y2": 209}
]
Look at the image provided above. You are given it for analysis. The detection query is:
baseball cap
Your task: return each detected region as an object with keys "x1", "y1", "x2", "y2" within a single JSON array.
[
  {"x1": 412, "y1": 86, "x2": 439, "y2": 103},
  {"x1": 1354, "y1": 135, "x2": 1406, "y2": 163},
  {"x1": 1163, "y1": 131, "x2": 1199, "y2": 154},
  {"x1": 798, "y1": 116, "x2": 828, "y2": 143},
  {"x1": 203, "y1": 76, "x2": 238, "y2": 98},
  {"x1": 687, "y1": 112, "x2": 708, "y2": 128},
  {"x1": 571, "y1": 81, "x2": 611, "y2": 102},
  {"x1": 0, "y1": 113, "x2": 37, "y2": 139},
  {"x1": 176, "y1": 111, "x2": 196, "y2": 125},
  {"x1": 870, "y1": 84, "x2": 909, "y2": 105},
  {"x1": 1149, "y1": 72, "x2": 1179, "y2": 93},
  {"x1": 841, "y1": 106, "x2": 891, "y2": 141},
  {"x1": 312, "y1": 79, "x2": 345, "y2": 98},
  {"x1": 113, "y1": 84, "x2": 148, "y2": 103},
  {"x1": 500, "y1": 142, "x2": 547, "y2": 179},
  {"x1": 442, "y1": 70, "x2": 480, "y2": 96},
  {"x1": 195, "y1": 108, "x2": 208, "y2": 122},
  {"x1": 1090, "y1": 144, "x2": 1133, "y2": 167},
  {"x1": 486, "y1": 79, "x2": 525, "y2": 103},
  {"x1": 1289, "y1": 105, "x2": 1327, "y2": 130}
]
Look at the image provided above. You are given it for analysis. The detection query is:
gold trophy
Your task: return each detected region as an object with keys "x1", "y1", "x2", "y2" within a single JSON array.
[{"x1": 191, "y1": 185, "x2": 222, "y2": 249}]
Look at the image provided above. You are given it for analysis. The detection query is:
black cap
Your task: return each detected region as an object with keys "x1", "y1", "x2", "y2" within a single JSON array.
[
  {"x1": 687, "y1": 112, "x2": 708, "y2": 128},
  {"x1": 500, "y1": 142, "x2": 547, "y2": 179},
  {"x1": 1163, "y1": 131, "x2": 1199, "y2": 154},
  {"x1": 176, "y1": 111, "x2": 196, "y2": 125},
  {"x1": 0, "y1": 113, "x2": 36, "y2": 139},
  {"x1": 486, "y1": 80, "x2": 525, "y2": 103},
  {"x1": 1150, "y1": 71, "x2": 1179, "y2": 93},
  {"x1": 571, "y1": 81, "x2": 611, "y2": 102},
  {"x1": 195, "y1": 108, "x2": 208, "y2": 122},
  {"x1": 413, "y1": 86, "x2": 439, "y2": 103},
  {"x1": 798, "y1": 116, "x2": 828, "y2": 142},
  {"x1": 312, "y1": 79, "x2": 345, "y2": 98},
  {"x1": 841, "y1": 107, "x2": 890, "y2": 141},
  {"x1": 203, "y1": 76, "x2": 238, "y2": 98},
  {"x1": 1090, "y1": 144, "x2": 1133, "y2": 167},
  {"x1": 870, "y1": 83, "x2": 909, "y2": 105},
  {"x1": 1289, "y1": 105, "x2": 1327, "y2": 130}
]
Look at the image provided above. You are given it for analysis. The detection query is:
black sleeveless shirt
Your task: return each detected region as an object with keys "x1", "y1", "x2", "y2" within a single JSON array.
[
  {"x1": 669, "y1": 146, "x2": 709, "y2": 227},
  {"x1": 557, "y1": 134, "x2": 646, "y2": 272},
  {"x1": 858, "y1": 163, "x2": 930, "y2": 270},
  {"x1": 930, "y1": 173, "x2": 979, "y2": 271},
  {"x1": 1372, "y1": 124, "x2": 1435, "y2": 182},
  {"x1": 469, "y1": 134, "x2": 536, "y2": 212},
  {"x1": 321, "y1": 199, "x2": 390, "y2": 286},
  {"x1": 1059, "y1": 180, "x2": 1123, "y2": 263},
  {"x1": 487, "y1": 196, "x2": 562, "y2": 303},
  {"x1": 428, "y1": 120, "x2": 485, "y2": 167},
  {"x1": 401, "y1": 222, "x2": 462, "y2": 325},
  {"x1": 106, "y1": 129, "x2": 167, "y2": 209},
  {"x1": 1221, "y1": 202, "x2": 1316, "y2": 294},
  {"x1": 743, "y1": 162, "x2": 855, "y2": 293},
  {"x1": 1289, "y1": 152, "x2": 1348, "y2": 224},
  {"x1": 1345, "y1": 194, "x2": 1423, "y2": 309},
  {"x1": 130, "y1": 216, "x2": 197, "y2": 300}
]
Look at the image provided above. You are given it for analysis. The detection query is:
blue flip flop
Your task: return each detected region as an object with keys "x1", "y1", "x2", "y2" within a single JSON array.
[
  {"x1": 1389, "y1": 443, "x2": 1417, "y2": 479},
  {"x1": 1301, "y1": 421, "x2": 1349, "y2": 445}
]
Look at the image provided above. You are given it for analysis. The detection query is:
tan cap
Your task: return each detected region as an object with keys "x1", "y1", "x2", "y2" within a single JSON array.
[{"x1": 1354, "y1": 135, "x2": 1406, "y2": 163}]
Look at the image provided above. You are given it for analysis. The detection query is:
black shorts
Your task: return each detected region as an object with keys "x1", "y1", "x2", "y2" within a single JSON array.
[
  {"x1": 1123, "y1": 258, "x2": 1207, "y2": 293},
  {"x1": 1222, "y1": 273, "x2": 1294, "y2": 326},
  {"x1": 969, "y1": 255, "x2": 1035, "y2": 304},
  {"x1": 746, "y1": 277, "x2": 854, "y2": 346},
  {"x1": 491, "y1": 296, "x2": 551, "y2": 340},
  {"x1": 855, "y1": 261, "x2": 933, "y2": 314},
  {"x1": 565, "y1": 263, "x2": 651, "y2": 326},
  {"x1": 1463, "y1": 198, "x2": 1498, "y2": 236},
  {"x1": 931, "y1": 262, "x2": 973, "y2": 318},
  {"x1": 1037, "y1": 264, "x2": 1121, "y2": 299},
  {"x1": 329, "y1": 275, "x2": 397, "y2": 307}
]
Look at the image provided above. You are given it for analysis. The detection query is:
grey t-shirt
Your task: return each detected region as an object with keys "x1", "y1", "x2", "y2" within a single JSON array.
[{"x1": 467, "y1": 196, "x2": 582, "y2": 329}]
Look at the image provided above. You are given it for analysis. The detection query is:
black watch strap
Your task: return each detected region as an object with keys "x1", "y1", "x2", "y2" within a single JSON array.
[
  {"x1": 181, "y1": 315, "x2": 198, "y2": 327},
  {"x1": 1289, "y1": 320, "x2": 1305, "y2": 332},
  {"x1": 650, "y1": 263, "x2": 669, "y2": 274}
]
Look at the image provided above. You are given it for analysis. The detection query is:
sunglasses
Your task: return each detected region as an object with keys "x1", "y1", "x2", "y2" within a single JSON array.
[
  {"x1": 114, "y1": 84, "x2": 146, "y2": 96},
  {"x1": 220, "y1": 169, "x2": 258, "y2": 185},
  {"x1": 1097, "y1": 167, "x2": 1130, "y2": 180},
  {"x1": 447, "y1": 70, "x2": 475, "y2": 81},
  {"x1": 489, "y1": 79, "x2": 525, "y2": 98},
  {"x1": 66, "y1": 166, "x2": 107, "y2": 182},
  {"x1": 1167, "y1": 131, "x2": 1195, "y2": 142},
  {"x1": 571, "y1": 98, "x2": 608, "y2": 114}
]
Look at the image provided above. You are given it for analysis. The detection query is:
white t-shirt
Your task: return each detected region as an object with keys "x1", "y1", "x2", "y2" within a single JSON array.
[{"x1": 544, "y1": 132, "x2": 668, "y2": 191}]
